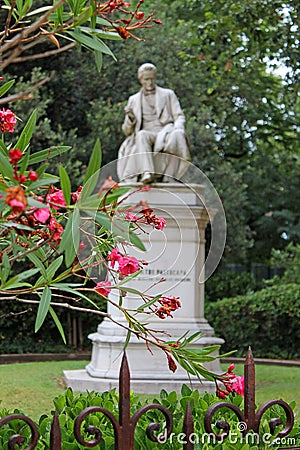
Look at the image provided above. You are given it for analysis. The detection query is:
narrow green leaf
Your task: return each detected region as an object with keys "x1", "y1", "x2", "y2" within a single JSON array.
[
  {"x1": 185, "y1": 331, "x2": 203, "y2": 344},
  {"x1": 117, "y1": 269, "x2": 143, "y2": 286},
  {"x1": 28, "y1": 176, "x2": 59, "y2": 191},
  {"x1": 27, "y1": 197, "x2": 49, "y2": 210},
  {"x1": 35, "y1": 286, "x2": 52, "y2": 333},
  {"x1": 1, "y1": 222, "x2": 34, "y2": 232},
  {"x1": 29, "y1": 146, "x2": 70, "y2": 165},
  {"x1": 94, "y1": 50, "x2": 103, "y2": 73},
  {"x1": 58, "y1": 211, "x2": 74, "y2": 253},
  {"x1": 66, "y1": 30, "x2": 116, "y2": 58},
  {"x1": 49, "y1": 306, "x2": 66, "y2": 344},
  {"x1": 0, "y1": 152, "x2": 14, "y2": 178},
  {"x1": 0, "y1": 139, "x2": 8, "y2": 156},
  {"x1": 46, "y1": 256, "x2": 64, "y2": 281},
  {"x1": 123, "y1": 330, "x2": 132, "y2": 350},
  {"x1": 59, "y1": 165, "x2": 71, "y2": 205},
  {"x1": 0, "y1": 80, "x2": 15, "y2": 97},
  {"x1": 4, "y1": 268, "x2": 40, "y2": 288},
  {"x1": 15, "y1": 109, "x2": 37, "y2": 152},
  {"x1": 20, "y1": 148, "x2": 30, "y2": 174},
  {"x1": 27, "y1": 253, "x2": 47, "y2": 279},
  {"x1": 78, "y1": 193, "x2": 102, "y2": 209},
  {"x1": 95, "y1": 213, "x2": 141, "y2": 249},
  {"x1": 26, "y1": 6, "x2": 53, "y2": 16},
  {"x1": 51, "y1": 284, "x2": 100, "y2": 310},
  {"x1": 99, "y1": 186, "x2": 130, "y2": 205},
  {"x1": 117, "y1": 286, "x2": 142, "y2": 296},
  {"x1": 0, "y1": 252, "x2": 10, "y2": 285},
  {"x1": 136, "y1": 295, "x2": 161, "y2": 312},
  {"x1": 60, "y1": 209, "x2": 81, "y2": 267},
  {"x1": 129, "y1": 232, "x2": 146, "y2": 251},
  {"x1": 83, "y1": 138, "x2": 102, "y2": 185},
  {"x1": 81, "y1": 26, "x2": 122, "y2": 41}
]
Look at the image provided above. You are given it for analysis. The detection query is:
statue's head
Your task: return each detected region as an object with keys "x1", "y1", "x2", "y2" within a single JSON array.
[
  {"x1": 138, "y1": 63, "x2": 157, "y2": 80},
  {"x1": 138, "y1": 63, "x2": 157, "y2": 93}
]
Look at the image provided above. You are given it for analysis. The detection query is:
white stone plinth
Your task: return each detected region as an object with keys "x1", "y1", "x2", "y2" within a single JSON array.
[{"x1": 64, "y1": 183, "x2": 224, "y2": 394}]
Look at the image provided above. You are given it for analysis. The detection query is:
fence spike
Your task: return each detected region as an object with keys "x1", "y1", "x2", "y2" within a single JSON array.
[
  {"x1": 118, "y1": 352, "x2": 132, "y2": 449},
  {"x1": 183, "y1": 401, "x2": 194, "y2": 449},
  {"x1": 50, "y1": 411, "x2": 62, "y2": 450},
  {"x1": 244, "y1": 346, "x2": 255, "y2": 429}
]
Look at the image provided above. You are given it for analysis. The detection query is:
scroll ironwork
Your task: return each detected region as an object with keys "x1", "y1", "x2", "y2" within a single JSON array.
[{"x1": 0, "y1": 348, "x2": 298, "y2": 449}]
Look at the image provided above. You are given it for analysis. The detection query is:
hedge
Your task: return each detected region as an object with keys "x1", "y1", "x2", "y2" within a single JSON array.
[
  {"x1": 206, "y1": 283, "x2": 300, "y2": 359},
  {"x1": 1, "y1": 387, "x2": 299, "y2": 449}
]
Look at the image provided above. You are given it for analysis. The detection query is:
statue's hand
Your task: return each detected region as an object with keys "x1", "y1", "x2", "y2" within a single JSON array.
[{"x1": 125, "y1": 107, "x2": 136, "y2": 123}]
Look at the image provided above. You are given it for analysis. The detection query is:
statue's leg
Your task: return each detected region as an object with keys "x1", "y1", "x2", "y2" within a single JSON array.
[
  {"x1": 135, "y1": 130, "x2": 156, "y2": 182},
  {"x1": 162, "y1": 129, "x2": 191, "y2": 181},
  {"x1": 117, "y1": 136, "x2": 139, "y2": 182}
]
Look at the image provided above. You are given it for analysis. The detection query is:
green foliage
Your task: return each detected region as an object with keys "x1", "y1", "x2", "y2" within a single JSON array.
[
  {"x1": 11, "y1": 0, "x2": 297, "y2": 268},
  {"x1": 0, "y1": 295, "x2": 100, "y2": 353},
  {"x1": 0, "y1": 387, "x2": 299, "y2": 449},
  {"x1": 269, "y1": 243, "x2": 300, "y2": 285},
  {"x1": 206, "y1": 283, "x2": 300, "y2": 359},
  {"x1": 205, "y1": 270, "x2": 258, "y2": 302}
]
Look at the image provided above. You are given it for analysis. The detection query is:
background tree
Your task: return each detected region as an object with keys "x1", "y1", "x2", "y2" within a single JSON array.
[{"x1": 2, "y1": 0, "x2": 299, "y2": 271}]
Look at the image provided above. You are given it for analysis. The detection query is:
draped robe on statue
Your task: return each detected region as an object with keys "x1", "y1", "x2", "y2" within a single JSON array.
[{"x1": 117, "y1": 85, "x2": 191, "y2": 182}]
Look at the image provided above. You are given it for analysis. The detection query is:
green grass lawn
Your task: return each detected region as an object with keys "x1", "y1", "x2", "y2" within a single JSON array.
[
  {"x1": 0, "y1": 360, "x2": 87, "y2": 420},
  {"x1": 224, "y1": 363, "x2": 300, "y2": 415},
  {"x1": 0, "y1": 360, "x2": 299, "y2": 421}
]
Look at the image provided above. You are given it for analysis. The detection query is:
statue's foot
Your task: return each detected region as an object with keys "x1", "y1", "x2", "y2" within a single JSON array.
[
  {"x1": 123, "y1": 175, "x2": 138, "y2": 183},
  {"x1": 140, "y1": 172, "x2": 153, "y2": 184}
]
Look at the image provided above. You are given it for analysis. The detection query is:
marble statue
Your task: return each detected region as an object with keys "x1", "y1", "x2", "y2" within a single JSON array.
[{"x1": 117, "y1": 63, "x2": 191, "y2": 183}]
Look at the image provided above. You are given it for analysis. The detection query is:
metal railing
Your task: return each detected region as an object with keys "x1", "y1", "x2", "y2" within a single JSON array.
[{"x1": 0, "y1": 348, "x2": 299, "y2": 449}]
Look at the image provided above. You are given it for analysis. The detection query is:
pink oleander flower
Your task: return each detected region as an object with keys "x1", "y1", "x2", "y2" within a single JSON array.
[
  {"x1": 9, "y1": 148, "x2": 23, "y2": 164},
  {"x1": 217, "y1": 365, "x2": 245, "y2": 399},
  {"x1": 107, "y1": 247, "x2": 122, "y2": 268},
  {"x1": 0, "y1": 108, "x2": 17, "y2": 133},
  {"x1": 71, "y1": 186, "x2": 82, "y2": 203},
  {"x1": 14, "y1": 173, "x2": 27, "y2": 183},
  {"x1": 95, "y1": 281, "x2": 112, "y2": 297},
  {"x1": 49, "y1": 217, "x2": 63, "y2": 242},
  {"x1": 28, "y1": 171, "x2": 38, "y2": 181},
  {"x1": 231, "y1": 375, "x2": 244, "y2": 397},
  {"x1": 216, "y1": 389, "x2": 227, "y2": 399},
  {"x1": 166, "y1": 353, "x2": 177, "y2": 373},
  {"x1": 154, "y1": 217, "x2": 166, "y2": 230},
  {"x1": 5, "y1": 186, "x2": 27, "y2": 213},
  {"x1": 155, "y1": 295, "x2": 181, "y2": 319},
  {"x1": 135, "y1": 11, "x2": 144, "y2": 19},
  {"x1": 8, "y1": 199, "x2": 26, "y2": 212},
  {"x1": 118, "y1": 255, "x2": 140, "y2": 275},
  {"x1": 34, "y1": 208, "x2": 51, "y2": 223},
  {"x1": 47, "y1": 189, "x2": 66, "y2": 210},
  {"x1": 227, "y1": 363, "x2": 235, "y2": 373},
  {"x1": 125, "y1": 211, "x2": 138, "y2": 221}
]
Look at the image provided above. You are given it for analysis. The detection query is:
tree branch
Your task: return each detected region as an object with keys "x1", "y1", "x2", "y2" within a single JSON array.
[
  {"x1": 14, "y1": 296, "x2": 110, "y2": 318},
  {"x1": 0, "y1": 72, "x2": 56, "y2": 105},
  {"x1": 1, "y1": 0, "x2": 66, "y2": 51},
  {"x1": 10, "y1": 42, "x2": 77, "y2": 66}
]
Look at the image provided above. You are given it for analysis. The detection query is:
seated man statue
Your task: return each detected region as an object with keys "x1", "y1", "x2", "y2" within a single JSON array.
[{"x1": 117, "y1": 63, "x2": 191, "y2": 183}]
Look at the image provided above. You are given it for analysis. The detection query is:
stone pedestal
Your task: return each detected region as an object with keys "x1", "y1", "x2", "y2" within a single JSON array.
[{"x1": 64, "y1": 183, "x2": 223, "y2": 393}]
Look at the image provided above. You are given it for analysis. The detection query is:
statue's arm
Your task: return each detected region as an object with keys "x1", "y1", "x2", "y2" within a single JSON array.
[
  {"x1": 122, "y1": 98, "x2": 137, "y2": 136},
  {"x1": 169, "y1": 91, "x2": 186, "y2": 130}
]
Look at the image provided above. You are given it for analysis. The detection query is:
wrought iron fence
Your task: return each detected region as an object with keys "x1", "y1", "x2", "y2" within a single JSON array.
[{"x1": 0, "y1": 348, "x2": 299, "y2": 449}]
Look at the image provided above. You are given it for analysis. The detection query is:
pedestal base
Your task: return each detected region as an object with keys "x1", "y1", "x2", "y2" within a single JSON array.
[
  {"x1": 63, "y1": 369, "x2": 217, "y2": 394},
  {"x1": 64, "y1": 323, "x2": 224, "y2": 394},
  {"x1": 64, "y1": 183, "x2": 224, "y2": 394}
]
